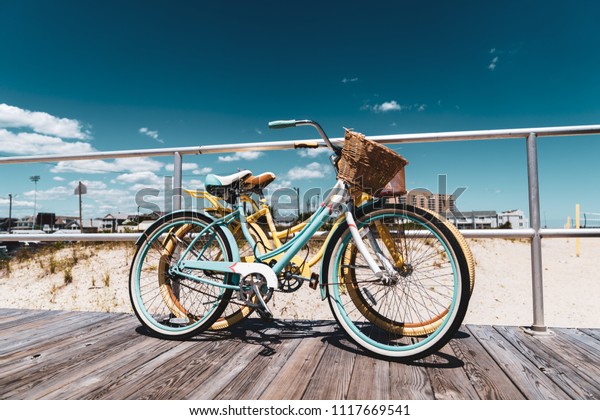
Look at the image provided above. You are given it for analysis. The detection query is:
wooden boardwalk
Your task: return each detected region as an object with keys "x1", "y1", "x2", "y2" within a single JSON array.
[{"x1": 0, "y1": 308, "x2": 599, "y2": 400}]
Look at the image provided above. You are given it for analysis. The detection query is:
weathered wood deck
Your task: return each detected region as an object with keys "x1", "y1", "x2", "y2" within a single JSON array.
[{"x1": 0, "y1": 308, "x2": 599, "y2": 400}]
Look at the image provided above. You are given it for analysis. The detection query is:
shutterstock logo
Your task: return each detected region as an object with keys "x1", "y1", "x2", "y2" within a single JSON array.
[{"x1": 133, "y1": 174, "x2": 467, "y2": 220}]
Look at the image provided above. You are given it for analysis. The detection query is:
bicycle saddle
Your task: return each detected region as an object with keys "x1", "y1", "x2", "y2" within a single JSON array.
[
  {"x1": 205, "y1": 170, "x2": 252, "y2": 188},
  {"x1": 243, "y1": 172, "x2": 276, "y2": 190}
]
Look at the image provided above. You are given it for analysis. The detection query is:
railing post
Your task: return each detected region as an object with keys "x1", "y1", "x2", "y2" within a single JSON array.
[
  {"x1": 525, "y1": 132, "x2": 548, "y2": 334},
  {"x1": 173, "y1": 152, "x2": 182, "y2": 211}
]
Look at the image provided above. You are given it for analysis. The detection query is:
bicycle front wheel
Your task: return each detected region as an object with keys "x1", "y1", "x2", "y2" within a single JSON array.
[
  {"x1": 325, "y1": 204, "x2": 470, "y2": 361},
  {"x1": 129, "y1": 212, "x2": 235, "y2": 339}
]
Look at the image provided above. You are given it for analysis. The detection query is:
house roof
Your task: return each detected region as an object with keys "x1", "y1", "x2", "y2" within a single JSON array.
[{"x1": 103, "y1": 212, "x2": 129, "y2": 220}]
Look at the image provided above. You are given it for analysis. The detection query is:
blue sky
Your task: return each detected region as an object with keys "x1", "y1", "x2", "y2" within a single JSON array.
[{"x1": 1, "y1": 0, "x2": 600, "y2": 227}]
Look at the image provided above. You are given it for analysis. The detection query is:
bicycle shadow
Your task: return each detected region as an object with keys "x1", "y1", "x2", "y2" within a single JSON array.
[
  {"x1": 135, "y1": 318, "x2": 337, "y2": 356},
  {"x1": 322, "y1": 326, "x2": 468, "y2": 369},
  {"x1": 135, "y1": 319, "x2": 468, "y2": 368}
]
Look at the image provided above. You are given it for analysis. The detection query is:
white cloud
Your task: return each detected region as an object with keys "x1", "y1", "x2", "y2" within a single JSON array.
[
  {"x1": 23, "y1": 186, "x2": 72, "y2": 201},
  {"x1": 114, "y1": 171, "x2": 162, "y2": 185},
  {"x1": 51, "y1": 157, "x2": 164, "y2": 174},
  {"x1": 298, "y1": 147, "x2": 332, "y2": 158},
  {"x1": 184, "y1": 179, "x2": 205, "y2": 190},
  {"x1": 0, "y1": 104, "x2": 94, "y2": 156},
  {"x1": 0, "y1": 197, "x2": 34, "y2": 208},
  {"x1": 342, "y1": 77, "x2": 359, "y2": 83},
  {"x1": 218, "y1": 151, "x2": 263, "y2": 162},
  {"x1": 375, "y1": 101, "x2": 402, "y2": 112},
  {"x1": 53, "y1": 176, "x2": 66, "y2": 182},
  {"x1": 287, "y1": 162, "x2": 331, "y2": 180},
  {"x1": 68, "y1": 180, "x2": 107, "y2": 190},
  {"x1": 0, "y1": 103, "x2": 90, "y2": 139},
  {"x1": 0, "y1": 129, "x2": 95, "y2": 155},
  {"x1": 165, "y1": 163, "x2": 199, "y2": 171},
  {"x1": 192, "y1": 167, "x2": 212, "y2": 175},
  {"x1": 139, "y1": 127, "x2": 164, "y2": 144},
  {"x1": 362, "y1": 101, "x2": 426, "y2": 113},
  {"x1": 488, "y1": 48, "x2": 502, "y2": 71}
]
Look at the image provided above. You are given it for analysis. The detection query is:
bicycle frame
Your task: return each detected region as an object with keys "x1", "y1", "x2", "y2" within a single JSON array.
[
  {"x1": 170, "y1": 180, "x2": 358, "y2": 291},
  {"x1": 185, "y1": 189, "x2": 373, "y2": 270}
]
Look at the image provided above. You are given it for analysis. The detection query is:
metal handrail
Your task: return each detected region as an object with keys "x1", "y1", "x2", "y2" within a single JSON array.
[{"x1": 3, "y1": 122, "x2": 600, "y2": 333}]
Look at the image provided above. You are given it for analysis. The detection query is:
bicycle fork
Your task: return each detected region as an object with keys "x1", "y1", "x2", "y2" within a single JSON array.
[{"x1": 345, "y1": 211, "x2": 402, "y2": 280}]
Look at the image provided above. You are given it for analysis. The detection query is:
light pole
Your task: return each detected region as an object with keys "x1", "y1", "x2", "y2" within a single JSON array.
[
  {"x1": 74, "y1": 182, "x2": 87, "y2": 232},
  {"x1": 30, "y1": 175, "x2": 40, "y2": 229},
  {"x1": 8, "y1": 194, "x2": 13, "y2": 233},
  {"x1": 293, "y1": 187, "x2": 300, "y2": 220}
]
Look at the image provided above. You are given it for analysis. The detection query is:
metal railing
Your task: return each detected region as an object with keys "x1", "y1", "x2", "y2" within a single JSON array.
[{"x1": 2, "y1": 123, "x2": 600, "y2": 333}]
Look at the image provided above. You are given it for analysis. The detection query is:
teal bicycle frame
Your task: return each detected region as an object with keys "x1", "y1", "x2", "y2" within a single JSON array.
[{"x1": 168, "y1": 179, "x2": 352, "y2": 291}]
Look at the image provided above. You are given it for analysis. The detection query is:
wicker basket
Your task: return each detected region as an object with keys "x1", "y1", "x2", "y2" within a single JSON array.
[{"x1": 338, "y1": 129, "x2": 408, "y2": 198}]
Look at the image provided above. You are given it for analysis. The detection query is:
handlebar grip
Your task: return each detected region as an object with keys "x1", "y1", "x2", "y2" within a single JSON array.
[{"x1": 268, "y1": 120, "x2": 298, "y2": 129}]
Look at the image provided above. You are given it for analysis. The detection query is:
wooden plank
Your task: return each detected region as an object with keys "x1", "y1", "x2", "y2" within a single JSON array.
[
  {"x1": 50, "y1": 339, "x2": 199, "y2": 399},
  {"x1": 301, "y1": 335, "x2": 357, "y2": 400},
  {"x1": 422, "y1": 340, "x2": 479, "y2": 400},
  {"x1": 346, "y1": 354, "x2": 390, "y2": 400},
  {"x1": 497, "y1": 326, "x2": 600, "y2": 399},
  {"x1": 553, "y1": 328, "x2": 600, "y2": 362},
  {"x1": 0, "y1": 313, "x2": 131, "y2": 376},
  {"x1": 0, "y1": 312, "x2": 114, "y2": 355},
  {"x1": 450, "y1": 326, "x2": 525, "y2": 400},
  {"x1": 0, "y1": 312, "x2": 98, "y2": 346},
  {"x1": 388, "y1": 361, "x2": 434, "y2": 400},
  {"x1": 216, "y1": 323, "x2": 318, "y2": 400},
  {"x1": 467, "y1": 325, "x2": 571, "y2": 399},
  {"x1": 0, "y1": 308, "x2": 27, "y2": 317},
  {"x1": 99, "y1": 320, "x2": 286, "y2": 399},
  {"x1": 0, "y1": 309, "x2": 67, "y2": 334},
  {"x1": 0, "y1": 308, "x2": 35, "y2": 325},
  {"x1": 2, "y1": 309, "x2": 598, "y2": 401},
  {"x1": 259, "y1": 331, "x2": 330, "y2": 400},
  {"x1": 580, "y1": 328, "x2": 600, "y2": 342},
  {"x1": 185, "y1": 338, "x2": 273, "y2": 400},
  {"x1": 0, "y1": 318, "x2": 147, "y2": 399},
  {"x1": 551, "y1": 328, "x2": 600, "y2": 380}
]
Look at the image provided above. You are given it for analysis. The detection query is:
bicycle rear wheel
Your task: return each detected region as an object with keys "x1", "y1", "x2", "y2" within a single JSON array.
[
  {"x1": 325, "y1": 204, "x2": 470, "y2": 361},
  {"x1": 129, "y1": 212, "x2": 234, "y2": 339}
]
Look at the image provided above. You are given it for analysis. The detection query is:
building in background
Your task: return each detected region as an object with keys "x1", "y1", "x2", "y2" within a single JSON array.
[{"x1": 444, "y1": 209, "x2": 529, "y2": 229}]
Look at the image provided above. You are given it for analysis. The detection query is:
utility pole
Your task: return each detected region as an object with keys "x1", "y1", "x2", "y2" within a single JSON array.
[
  {"x1": 293, "y1": 187, "x2": 300, "y2": 220},
  {"x1": 30, "y1": 175, "x2": 40, "y2": 229},
  {"x1": 8, "y1": 194, "x2": 13, "y2": 233},
  {"x1": 74, "y1": 182, "x2": 87, "y2": 232}
]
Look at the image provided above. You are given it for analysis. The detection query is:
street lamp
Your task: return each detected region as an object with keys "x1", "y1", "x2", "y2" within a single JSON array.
[
  {"x1": 30, "y1": 175, "x2": 40, "y2": 229},
  {"x1": 8, "y1": 194, "x2": 13, "y2": 233}
]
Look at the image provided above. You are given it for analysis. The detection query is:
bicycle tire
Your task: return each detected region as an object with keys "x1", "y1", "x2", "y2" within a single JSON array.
[
  {"x1": 340, "y1": 206, "x2": 474, "y2": 336},
  {"x1": 129, "y1": 212, "x2": 234, "y2": 339},
  {"x1": 324, "y1": 204, "x2": 470, "y2": 361}
]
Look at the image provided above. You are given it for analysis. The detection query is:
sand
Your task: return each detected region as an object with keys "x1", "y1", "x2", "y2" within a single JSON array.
[{"x1": 1, "y1": 238, "x2": 599, "y2": 328}]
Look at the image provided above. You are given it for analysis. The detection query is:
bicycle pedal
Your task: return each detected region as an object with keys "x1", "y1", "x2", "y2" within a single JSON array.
[{"x1": 309, "y1": 273, "x2": 319, "y2": 290}]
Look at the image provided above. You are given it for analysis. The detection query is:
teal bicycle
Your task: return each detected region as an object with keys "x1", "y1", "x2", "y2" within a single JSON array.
[{"x1": 129, "y1": 120, "x2": 471, "y2": 361}]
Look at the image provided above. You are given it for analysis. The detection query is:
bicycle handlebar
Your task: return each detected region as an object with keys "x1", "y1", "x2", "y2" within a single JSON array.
[
  {"x1": 268, "y1": 120, "x2": 299, "y2": 129},
  {"x1": 268, "y1": 119, "x2": 341, "y2": 154}
]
